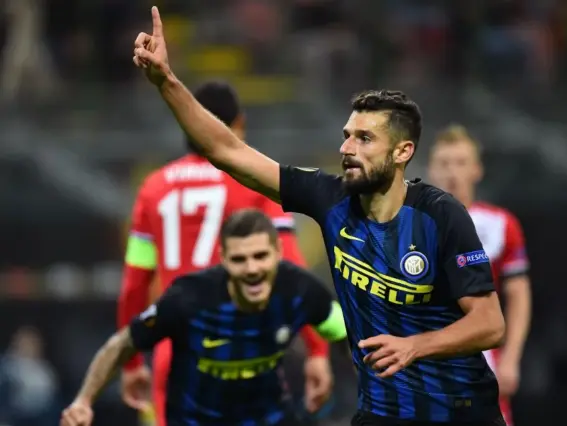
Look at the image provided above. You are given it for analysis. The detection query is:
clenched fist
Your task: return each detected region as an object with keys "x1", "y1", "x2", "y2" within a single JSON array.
[
  {"x1": 60, "y1": 400, "x2": 93, "y2": 426},
  {"x1": 133, "y1": 6, "x2": 171, "y2": 86}
]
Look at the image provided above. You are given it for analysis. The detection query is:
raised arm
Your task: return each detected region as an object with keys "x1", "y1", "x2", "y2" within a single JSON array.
[{"x1": 133, "y1": 7, "x2": 280, "y2": 202}]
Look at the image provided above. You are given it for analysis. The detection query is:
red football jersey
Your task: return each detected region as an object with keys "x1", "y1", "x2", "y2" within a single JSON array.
[
  {"x1": 468, "y1": 201, "x2": 529, "y2": 289},
  {"x1": 130, "y1": 154, "x2": 295, "y2": 290},
  {"x1": 470, "y1": 202, "x2": 527, "y2": 426}
]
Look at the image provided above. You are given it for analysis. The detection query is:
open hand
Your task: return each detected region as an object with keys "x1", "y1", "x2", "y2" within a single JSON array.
[
  {"x1": 359, "y1": 335, "x2": 417, "y2": 378},
  {"x1": 303, "y1": 356, "x2": 333, "y2": 413},
  {"x1": 121, "y1": 365, "x2": 153, "y2": 411},
  {"x1": 60, "y1": 399, "x2": 93, "y2": 426},
  {"x1": 133, "y1": 6, "x2": 170, "y2": 86},
  {"x1": 496, "y1": 355, "x2": 520, "y2": 397}
]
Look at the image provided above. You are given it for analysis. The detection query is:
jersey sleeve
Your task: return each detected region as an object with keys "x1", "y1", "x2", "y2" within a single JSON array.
[
  {"x1": 300, "y1": 272, "x2": 347, "y2": 342},
  {"x1": 500, "y1": 213, "x2": 529, "y2": 278},
  {"x1": 119, "y1": 182, "x2": 158, "y2": 369},
  {"x1": 438, "y1": 197, "x2": 495, "y2": 299},
  {"x1": 279, "y1": 165, "x2": 344, "y2": 224},
  {"x1": 129, "y1": 280, "x2": 192, "y2": 351},
  {"x1": 125, "y1": 184, "x2": 158, "y2": 270}
]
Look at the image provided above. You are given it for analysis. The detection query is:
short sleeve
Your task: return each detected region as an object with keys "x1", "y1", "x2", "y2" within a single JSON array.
[
  {"x1": 279, "y1": 165, "x2": 344, "y2": 224},
  {"x1": 439, "y1": 197, "x2": 495, "y2": 299},
  {"x1": 129, "y1": 281, "x2": 192, "y2": 350},
  {"x1": 301, "y1": 273, "x2": 347, "y2": 341},
  {"x1": 125, "y1": 183, "x2": 157, "y2": 269},
  {"x1": 501, "y1": 213, "x2": 529, "y2": 278}
]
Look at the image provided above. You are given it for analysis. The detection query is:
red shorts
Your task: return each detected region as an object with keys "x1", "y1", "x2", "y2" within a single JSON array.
[
  {"x1": 483, "y1": 349, "x2": 513, "y2": 426},
  {"x1": 152, "y1": 339, "x2": 172, "y2": 426}
]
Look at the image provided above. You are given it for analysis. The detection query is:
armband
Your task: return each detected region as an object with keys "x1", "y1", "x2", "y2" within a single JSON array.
[
  {"x1": 125, "y1": 234, "x2": 157, "y2": 269},
  {"x1": 314, "y1": 301, "x2": 347, "y2": 342}
]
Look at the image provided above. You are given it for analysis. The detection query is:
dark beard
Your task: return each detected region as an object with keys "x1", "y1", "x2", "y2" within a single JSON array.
[{"x1": 342, "y1": 154, "x2": 396, "y2": 195}]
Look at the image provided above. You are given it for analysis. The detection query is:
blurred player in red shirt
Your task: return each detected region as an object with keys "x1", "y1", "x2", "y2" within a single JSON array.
[
  {"x1": 117, "y1": 82, "x2": 332, "y2": 426},
  {"x1": 428, "y1": 125, "x2": 531, "y2": 426}
]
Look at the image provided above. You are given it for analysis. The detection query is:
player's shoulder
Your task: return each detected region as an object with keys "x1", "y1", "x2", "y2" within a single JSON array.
[
  {"x1": 284, "y1": 165, "x2": 346, "y2": 202},
  {"x1": 168, "y1": 265, "x2": 229, "y2": 309},
  {"x1": 406, "y1": 179, "x2": 463, "y2": 216},
  {"x1": 470, "y1": 201, "x2": 519, "y2": 222},
  {"x1": 273, "y1": 261, "x2": 321, "y2": 295}
]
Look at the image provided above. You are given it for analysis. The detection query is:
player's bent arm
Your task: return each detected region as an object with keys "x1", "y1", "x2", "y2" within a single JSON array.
[
  {"x1": 501, "y1": 274, "x2": 531, "y2": 363},
  {"x1": 75, "y1": 328, "x2": 138, "y2": 405},
  {"x1": 411, "y1": 195, "x2": 505, "y2": 358},
  {"x1": 314, "y1": 301, "x2": 347, "y2": 342},
  {"x1": 159, "y1": 74, "x2": 281, "y2": 201},
  {"x1": 297, "y1": 264, "x2": 348, "y2": 343},
  {"x1": 411, "y1": 291, "x2": 505, "y2": 359}
]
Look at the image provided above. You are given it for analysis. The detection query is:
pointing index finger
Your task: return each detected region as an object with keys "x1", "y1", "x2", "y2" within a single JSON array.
[{"x1": 151, "y1": 6, "x2": 163, "y2": 37}]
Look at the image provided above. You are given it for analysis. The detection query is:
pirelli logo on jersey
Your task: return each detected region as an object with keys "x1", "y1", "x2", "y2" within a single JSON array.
[
  {"x1": 333, "y1": 246, "x2": 434, "y2": 305},
  {"x1": 197, "y1": 351, "x2": 284, "y2": 380}
]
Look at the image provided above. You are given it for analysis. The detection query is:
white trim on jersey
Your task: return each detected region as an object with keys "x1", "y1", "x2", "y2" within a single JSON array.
[{"x1": 501, "y1": 259, "x2": 529, "y2": 277}]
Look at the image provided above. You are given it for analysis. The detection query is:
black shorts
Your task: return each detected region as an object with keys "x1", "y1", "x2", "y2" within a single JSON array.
[{"x1": 351, "y1": 411, "x2": 507, "y2": 426}]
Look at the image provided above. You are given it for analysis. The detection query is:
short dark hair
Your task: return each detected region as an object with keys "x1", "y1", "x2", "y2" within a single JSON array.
[
  {"x1": 220, "y1": 209, "x2": 278, "y2": 248},
  {"x1": 186, "y1": 81, "x2": 241, "y2": 153},
  {"x1": 194, "y1": 81, "x2": 241, "y2": 127},
  {"x1": 351, "y1": 90, "x2": 422, "y2": 161}
]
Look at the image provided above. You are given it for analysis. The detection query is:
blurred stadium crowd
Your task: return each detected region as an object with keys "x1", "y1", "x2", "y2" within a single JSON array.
[{"x1": 1, "y1": 1, "x2": 567, "y2": 425}]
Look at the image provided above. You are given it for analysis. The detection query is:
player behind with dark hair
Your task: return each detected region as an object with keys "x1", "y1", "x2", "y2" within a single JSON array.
[
  {"x1": 62, "y1": 209, "x2": 347, "y2": 426},
  {"x1": 131, "y1": 9, "x2": 507, "y2": 425},
  {"x1": 118, "y1": 80, "x2": 333, "y2": 425}
]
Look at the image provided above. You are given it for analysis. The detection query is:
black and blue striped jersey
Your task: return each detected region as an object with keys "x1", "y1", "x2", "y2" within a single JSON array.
[
  {"x1": 279, "y1": 166, "x2": 500, "y2": 424},
  {"x1": 129, "y1": 261, "x2": 341, "y2": 426}
]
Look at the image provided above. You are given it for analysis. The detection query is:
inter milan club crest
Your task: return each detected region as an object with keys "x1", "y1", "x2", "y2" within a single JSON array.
[
  {"x1": 275, "y1": 326, "x2": 291, "y2": 344},
  {"x1": 400, "y1": 245, "x2": 429, "y2": 280}
]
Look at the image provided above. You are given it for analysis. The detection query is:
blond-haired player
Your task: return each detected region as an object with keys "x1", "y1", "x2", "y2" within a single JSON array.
[{"x1": 428, "y1": 125, "x2": 532, "y2": 426}]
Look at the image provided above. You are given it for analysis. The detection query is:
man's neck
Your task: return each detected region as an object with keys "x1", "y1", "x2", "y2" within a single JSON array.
[
  {"x1": 360, "y1": 174, "x2": 408, "y2": 223},
  {"x1": 456, "y1": 190, "x2": 475, "y2": 210}
]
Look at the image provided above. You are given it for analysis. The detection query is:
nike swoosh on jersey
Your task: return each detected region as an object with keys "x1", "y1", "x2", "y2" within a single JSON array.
[
  {"x1": 202, "y1": 338, "x2": 230, "y2": 349},
  {"x1": 339, "y1": 227, "x2": 365, "y2": 242}
]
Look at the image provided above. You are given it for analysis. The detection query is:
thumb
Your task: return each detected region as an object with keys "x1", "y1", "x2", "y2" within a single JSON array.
[
  {"x1": 123, "y1": 394, "x2": 151, "y2": 411},
  {"x1": 134, "y1": 47, "x2": 159, "y2": 64}
]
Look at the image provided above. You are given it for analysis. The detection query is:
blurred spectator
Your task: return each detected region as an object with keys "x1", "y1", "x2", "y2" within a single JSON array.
[
  {"x1": 0, "y1": 327, "x2": 59, "y2": 426},
  {"x1": 0, "y1": 0, "x2": 59, "y2": 103},
  {"x1": 290, "y1": 0, "x2": 364, "y2": 100}
]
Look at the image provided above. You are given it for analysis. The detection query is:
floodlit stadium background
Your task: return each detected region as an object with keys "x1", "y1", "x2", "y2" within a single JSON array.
[{"x1": 0, "y1": 1, "x2": 566, "y2": 425}]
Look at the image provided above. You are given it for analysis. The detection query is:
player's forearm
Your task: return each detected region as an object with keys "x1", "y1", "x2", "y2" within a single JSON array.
[
  {"x1": 411, "y1": 304, "x2": 505, "y2": 359},
  {"x1": 502, "y1": 276, "x2": 531, "y2": 362},
  {"x1": 118, "y1": 266, "x2": 153, "y2": 370},
  {"x1": 159, "y1": 73, "x2": 243, "y2": 165},
  {"x1": 76, "y1": 328, "x2": 138, "y2": 405}
]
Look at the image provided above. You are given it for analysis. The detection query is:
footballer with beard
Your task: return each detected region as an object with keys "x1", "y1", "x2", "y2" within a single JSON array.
[{"x1": 131, "y1": 9, "x2": 507, "y2": 424}]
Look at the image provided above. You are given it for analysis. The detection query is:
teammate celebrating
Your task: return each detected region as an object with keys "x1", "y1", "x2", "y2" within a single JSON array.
[
  {"x1": 118, "y1": 81, "x2": 332, "y2": 424},
  {"x1": 131, "y1": 7, "x2": 506, "y2": 425},
  {"x1": 428, "y1": 125, "x2": 532, "y2": 426},
  {"x1": 61, "y1": 210, "x2": 347, "y2": 426}
]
